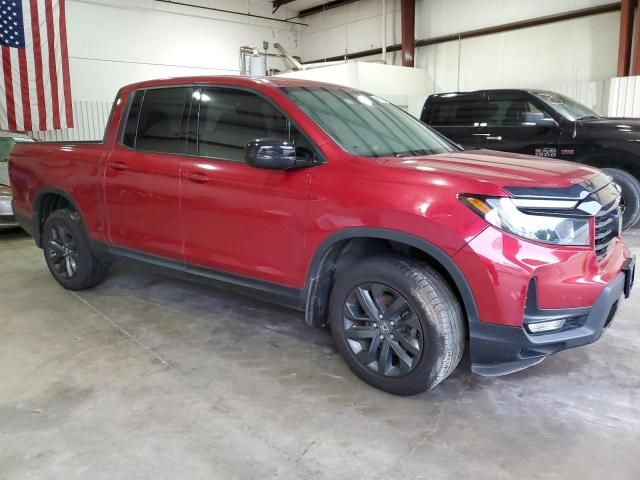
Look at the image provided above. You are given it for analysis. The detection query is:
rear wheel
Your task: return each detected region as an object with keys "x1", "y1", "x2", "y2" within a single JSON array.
[
  {"x1": 329, "y1": 256, "x2": 465, "y2": 396},
  {"x1": 43, "y1": 208, "x2": 108, "y2": 290},
  {"x1": 603, "y1": 168, "x2": 640, "y2": 230}
]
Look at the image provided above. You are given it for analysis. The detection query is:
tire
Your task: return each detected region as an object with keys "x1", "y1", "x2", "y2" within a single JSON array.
[
  {"x1": 42, "y1": 208, "x2": 108, "y2": 290},
  {"x1": 603, "y1": 168, "x2": 640, "y2": 230},
  {"x1": 329, "y1": 255, "x2": 465, "y2": 396}
]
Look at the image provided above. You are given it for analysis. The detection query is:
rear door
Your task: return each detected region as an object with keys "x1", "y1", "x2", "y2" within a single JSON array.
[
  {"x1": 103, "y1": 86, "x2": 192, "y2": 260},
  {"x1": 421, "y1": 93, "x2": 488, "y2": 149},
  {"x1": 481, "y1": 91, "x2": 561, "y2": 157}
]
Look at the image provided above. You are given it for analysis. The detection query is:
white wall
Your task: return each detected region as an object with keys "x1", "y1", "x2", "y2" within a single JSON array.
[
  {"x1": 67, "y1": 0, "x2": 302, "y2": 102},
  {"x1": 299, "y1": 0, "x2": 620, "y2": 94}
]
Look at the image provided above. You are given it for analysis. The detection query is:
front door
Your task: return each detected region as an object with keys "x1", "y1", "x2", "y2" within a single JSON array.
[
  {"x1": 103, "y1": 86, "x2": 192, "y2": 260},
  {"x1": 480, "y1": 91, "x2": 561, "y2": 158},
  {"x1": 180, "y1": 87, "x2": 316, "y2": 287}
]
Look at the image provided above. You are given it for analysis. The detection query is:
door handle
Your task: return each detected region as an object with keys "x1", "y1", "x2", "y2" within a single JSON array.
[
  {"x1": 472, "y1": 133, "x2": 490, "y2": 136},
  {"x1": 186, "y1": 172, "x2": 210, "y2": 184},
  {"x1": 107, "y1": 161, "x2": 128, "y2": 171},
  {"x1": 486, "y1": 136, "x2": 503, "y2": 141}
]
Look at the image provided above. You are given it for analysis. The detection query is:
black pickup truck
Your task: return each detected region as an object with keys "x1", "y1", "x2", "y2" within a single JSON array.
[{"x1": 421, "y1": 89, "x2": 640, "y2": 229}]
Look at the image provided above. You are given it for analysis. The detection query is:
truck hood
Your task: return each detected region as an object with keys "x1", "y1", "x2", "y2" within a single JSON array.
[
  {"x1": 577, "y1": 117, "x2": 640, "y2": 136},
  {"x1": 379, "y1": 150, "x2": 602, "y2": 190}
]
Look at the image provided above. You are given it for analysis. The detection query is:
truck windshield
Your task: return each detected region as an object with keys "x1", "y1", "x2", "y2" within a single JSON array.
[
  {"x1": 533, "y1": 92, "x2": 601, "y2": 121},
  {"x1": 282, "y1": 86, "x2": 456, "y2": 157}
]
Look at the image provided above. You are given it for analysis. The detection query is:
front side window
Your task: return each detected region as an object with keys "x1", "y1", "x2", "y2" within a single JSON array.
[
  {"x1": 485, "y1": 98, "x2": 547, "y2": 126},
  {"x1": 196, "y1": 88, "x2": 313, "y2": 162},
  {"x1": 283, "y1": 87, "x2": 455, "y2": 157},
  {"x1": 123, "y1": 87, "x2": 191, "y2": 154}
]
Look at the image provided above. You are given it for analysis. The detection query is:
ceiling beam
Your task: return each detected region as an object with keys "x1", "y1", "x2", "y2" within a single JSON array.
[
  {"x1": 272, "y1": 0, "x2": 295, "y2": 13},
  {"x1": 295, "y1": 0, "x2": 361, "y2": 18}
]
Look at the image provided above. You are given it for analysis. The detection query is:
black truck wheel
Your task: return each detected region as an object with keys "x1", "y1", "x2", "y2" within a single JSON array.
[
  {"x1": 603, "y1": 168, "x2": 640, "y2": 230},
  {"x1": 328, "y1": 255, "x2": 465, "y2": 396},
  {"x1": 42, "y1": 208, "x2": 109, "y2": 290}
]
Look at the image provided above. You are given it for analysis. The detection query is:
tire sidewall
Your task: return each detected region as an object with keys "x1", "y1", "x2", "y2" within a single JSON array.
[
  {"x1": 329, "y1": 257, "x2": 451, "y2": 395},
  {"x1": 43, "y1": 209, "x2": 100, "y2": 290},
  {"x1": 603, "y1": 168, "x2": 640, "y2": 230}
]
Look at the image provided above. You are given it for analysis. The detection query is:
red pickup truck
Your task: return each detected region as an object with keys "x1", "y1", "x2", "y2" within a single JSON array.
[{"x1": 9, "y1": 76, "x2": 636, "y2": 395}]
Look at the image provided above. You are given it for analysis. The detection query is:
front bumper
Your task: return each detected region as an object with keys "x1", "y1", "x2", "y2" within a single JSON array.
[
  {"x1": 470, "y1": 265, "x2": 632, "y2": 376},
  {"x1": 0, "y1": 195, "x2": 17, "y2": 229}
]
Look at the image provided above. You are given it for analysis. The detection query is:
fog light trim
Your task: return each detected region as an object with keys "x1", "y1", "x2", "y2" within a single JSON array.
[{"x1": 526, "y1": 319, "x2": 566, "y2": 334}]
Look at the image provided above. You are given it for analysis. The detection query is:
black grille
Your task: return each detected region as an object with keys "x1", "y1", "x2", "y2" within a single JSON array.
[{"x1": 594, "y1": 203, "x2": 620, "y2": 261}]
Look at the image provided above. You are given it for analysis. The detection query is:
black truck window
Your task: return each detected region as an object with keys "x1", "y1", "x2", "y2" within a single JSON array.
[
  {"x1": 122, "y1": 90, "x2": 144, "y2": 148},
  {"x1": 485, "y1": 98, "x2": 544, "y2": 127},
  {"x1": 430, "y1": 97, "x2": 487, "y2": 127},
  {"x1": 128, "y1": 87, "x2": 191, "y2": 155}
]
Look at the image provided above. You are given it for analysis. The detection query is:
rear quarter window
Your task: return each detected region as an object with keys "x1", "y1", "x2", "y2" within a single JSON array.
[{"x1": 121, "y1": 87, "x2": 191, "y2": 155}]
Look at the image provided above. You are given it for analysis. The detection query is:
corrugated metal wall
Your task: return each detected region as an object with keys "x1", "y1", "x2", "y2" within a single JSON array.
[
  {"x1": 30, "y1": 100, "x2": 113, "y2": 142},
  {"x1": 608, "y1": 76, "x2": 640, "y2": 117}
]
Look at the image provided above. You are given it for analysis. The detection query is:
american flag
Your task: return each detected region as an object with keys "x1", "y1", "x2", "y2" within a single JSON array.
[{"x1": 0, "y1": 0, "x2": 73, "y2": 132}]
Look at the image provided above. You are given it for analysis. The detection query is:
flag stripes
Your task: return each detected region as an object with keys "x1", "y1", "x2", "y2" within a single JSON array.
[{"x1": 0, "y1": 0, "x2": 73, "y2": 132}]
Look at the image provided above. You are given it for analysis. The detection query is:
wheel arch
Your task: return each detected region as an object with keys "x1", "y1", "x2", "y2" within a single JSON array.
[
  {"x1": 32, "y1": 188, "x2": 82, "y2": 248},
  {"x1": 303, "y1": 228, "x2": 480, "y2": 328},
  {"x1": 577, "y1": 150, "x2": 640, "y2": 178}
]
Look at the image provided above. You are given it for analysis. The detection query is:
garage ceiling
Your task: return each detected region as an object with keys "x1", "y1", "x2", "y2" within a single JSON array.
[{"x1": 273, "y1": 0, "x2": 360, "y2": 16}]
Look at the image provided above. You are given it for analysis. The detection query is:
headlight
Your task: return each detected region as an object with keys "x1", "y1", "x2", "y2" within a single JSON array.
[
  {"x1": 461, "y1": 195, "x2": 590, "y2": 246},
  {"x1": 0, "y1": 184, "x2": 11, "y2": 197}
]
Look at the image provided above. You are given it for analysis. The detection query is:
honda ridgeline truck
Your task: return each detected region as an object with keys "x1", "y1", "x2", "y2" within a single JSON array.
[{"x1": 9, "y1": 77, "x2": 636, "y2": 395}]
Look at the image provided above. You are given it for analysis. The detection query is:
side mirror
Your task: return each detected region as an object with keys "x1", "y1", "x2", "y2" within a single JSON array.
[
  {"x1": 245, "y1": 139, "x2": 314, "y2": 171},
  {"x1": 522, "y1": 111, "x2": 557, "y2": 127}
]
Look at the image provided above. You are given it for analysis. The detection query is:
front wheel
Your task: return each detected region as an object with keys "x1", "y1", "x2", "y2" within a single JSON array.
[
  {"x1": 329, "y1": 256, "x2": 465, "y2": 396},
  {"x1": 603, "y1": 168, "x2": 640, "y2": 230}
]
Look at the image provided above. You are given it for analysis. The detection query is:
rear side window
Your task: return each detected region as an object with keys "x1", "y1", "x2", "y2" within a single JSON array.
[
  {"x1": 429, "y1": 97, "x2": 487, "y2": 127},
  {"x1": 122, "y1": 87, "x2": 191, "y2": 154},
  {"x1": 196, "y1": 88, "x2": 313, "y2": 162},
  {"x1": 122, "y1": 90, "x2": 144, "y2": 148}
]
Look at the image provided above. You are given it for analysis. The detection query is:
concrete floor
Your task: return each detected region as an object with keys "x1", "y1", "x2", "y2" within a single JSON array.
[{"x1": 1, "y1": 230, "x2": 639, "y2": 480}]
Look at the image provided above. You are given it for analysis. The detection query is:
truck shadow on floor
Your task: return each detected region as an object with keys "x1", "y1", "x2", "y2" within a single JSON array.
[{"x1": 72, "y1": 265, "x2": 601, "y2": 401}]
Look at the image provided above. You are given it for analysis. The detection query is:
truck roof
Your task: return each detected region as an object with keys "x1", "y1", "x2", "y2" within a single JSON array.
[
  {"x1": 428, "y1": 88, "x2": 557, "y2": 99},
  {"x1": 119, "y1": 75, "x2": 351, "y2": 93}
]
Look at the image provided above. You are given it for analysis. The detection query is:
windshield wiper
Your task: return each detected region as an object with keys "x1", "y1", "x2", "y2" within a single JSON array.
[
  {"x1": 393, "y1": 149, "x2": 432, "y2": 157},
  {"x1": 577, "y1": 115, "x2": 599, "y2": 120}
]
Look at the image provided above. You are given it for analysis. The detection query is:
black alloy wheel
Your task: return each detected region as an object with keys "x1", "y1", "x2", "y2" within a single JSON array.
[
  {"x1": 329, "y1": 255, "x2": 465, "y2": 395},
  {"x1": 42, "y1": 208, "x2": 108, "y2": 290},
  {"x1": 343, "y1": 282, "x2": 424, "y2": 377},
  {"x1": 46, "y1": 222, "x2": 79, "y2": 279}
]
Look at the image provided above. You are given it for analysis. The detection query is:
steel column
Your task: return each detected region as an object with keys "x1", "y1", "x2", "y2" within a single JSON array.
[
  {"x1": 631, "y1": 1, "x2": 640, "y2": 75},
  {"x1": 618, "y1": 0, "x2": 635, "y2": 76},
  {"x1": 401, "y1": 0, "x2": 416, "y2": 67}
]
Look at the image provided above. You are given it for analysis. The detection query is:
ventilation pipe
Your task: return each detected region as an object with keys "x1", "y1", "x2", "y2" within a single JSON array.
[{"x1": 274, "y1": 42, "x2": 347, "y2": 70}]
